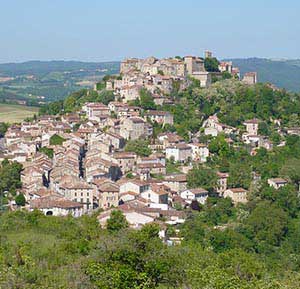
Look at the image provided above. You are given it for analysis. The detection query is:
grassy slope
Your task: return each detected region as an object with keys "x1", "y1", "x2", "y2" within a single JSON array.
[{"x1": 0, "y1": 103, "x2": 39, "y2": 123}]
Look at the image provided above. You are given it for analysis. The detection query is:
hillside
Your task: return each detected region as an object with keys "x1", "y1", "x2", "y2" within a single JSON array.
[
  {"x1": 2, "y1": 77, "x2": 300, "y2": 288},
  {"x1": 228, "y1": 58, "x2": 300, "y2": 92},
  {"x1": 2, "y1": 58, "x2": 300, "y2": 105},
  {"x1": 0, "y1": 103, "x2": 38, "y2": 123},
  {"x1": 0, "y1": 60, "x2": 120, "y2": 76},
  {"x1": 0, "y1": 61, "x2": 120, "y2": 105}
]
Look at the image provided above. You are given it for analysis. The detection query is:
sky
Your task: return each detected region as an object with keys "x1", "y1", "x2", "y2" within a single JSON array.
[{"x1": 1, "y1": 0, "x2": 300, "y2": 63}]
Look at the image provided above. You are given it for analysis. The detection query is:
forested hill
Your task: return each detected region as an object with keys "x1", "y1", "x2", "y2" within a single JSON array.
[
  {"x1": 227, "y1": 58, "x2": 300, "y2": 92},
  {"x1": 0, "y1": 61, "x2": 120, "y2": 103},
  {"x1": 0, "y1": 60, "x2": 120, "y2": 77}
]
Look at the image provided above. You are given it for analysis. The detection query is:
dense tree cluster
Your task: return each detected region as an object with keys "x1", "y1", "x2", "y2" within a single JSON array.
[
  {"x1": 0, "y1": 159, "x2": 22, "y2": 195},
  {"x1": 1, "y1": 208, "x2": 300, "y2": 288},
  {"x1": 39, "y1": 87, "x2": 115, "y2": 115},
  {"x1": 204, "y1": 57, "x2": 220, "y2": 72},
  {"x1": 159, "y1": 79, "x2": 300, "y2": 139},
  {"x1": 125, "y1": 139, "x2": 152, "y2": 157},
  {"x1": 0, "y1": 122, "x2": 9, "y2": 137},
  {"x1": 49, "y1": 134, "x2": 65, "y2": 146}
]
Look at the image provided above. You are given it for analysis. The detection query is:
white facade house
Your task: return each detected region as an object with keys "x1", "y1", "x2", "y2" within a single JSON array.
[
  {"x1": 141, "y1": 189, "x2": 168, "y2": 204},
  {"x1": 188, "y1": 143, "x2": 209, "y2": 162},
  {"x1": 243, "y1": 119, "x2": 259, "y2": 135},
  {"x1": 180, "y1": 188, "x2": 208, "y2": 204},
  {"x1": 166, "y1": 144, "x2": 192, "y2": 163},
  {"x1": 119, "y1": 179, "x2": 150, "y2": 195},
  {"x1": 268, "y1": 178, "x2": 288, "y2": 190}
]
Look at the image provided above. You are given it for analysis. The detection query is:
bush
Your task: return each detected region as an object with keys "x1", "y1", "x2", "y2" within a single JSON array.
[
  {"x1": 15, "y1": 193, "x2": 26, "y2": 206},
  {"x1": 50, "y1": 134, "x2": 65, "y2": 146}
]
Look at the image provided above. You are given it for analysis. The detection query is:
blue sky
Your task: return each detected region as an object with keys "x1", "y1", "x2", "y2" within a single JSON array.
[{"x1": 1, "y1": 0, "x2": 299, "y2": 63}]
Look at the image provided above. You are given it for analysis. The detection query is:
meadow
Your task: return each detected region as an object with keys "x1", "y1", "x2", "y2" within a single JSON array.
[{"x1": 0, "y1": 103, "x2": 39, "y2": 123}]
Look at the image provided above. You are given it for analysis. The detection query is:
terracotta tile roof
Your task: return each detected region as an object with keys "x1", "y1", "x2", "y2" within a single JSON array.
[
  {"x1": 164, "y1": 174, "x2": 187, "y2": 182},
  {"x1": 30, "y1": 194, "x2": 83, "y2": 209},
  {"x1": 244, "y1": 118, "x2": 259, "y2": 124},
  {"x1": 128, "y1": 117, "x2": 145, "y2": 124},
  {"x1": 227, "y1": 188, "x2": 248, "y2": 193},
  {"x1": 189, "y1": 188, "x2": 208, "y2": 194},
  {"x1": 268, "y1": 178, "x2": 288, "y2": 184},
  {"x1": 97, "y1": 180, "x2": 119, "y2": 192},
  {"x1": 217, "y1": 172, "x2": 229, "y2": 178}
]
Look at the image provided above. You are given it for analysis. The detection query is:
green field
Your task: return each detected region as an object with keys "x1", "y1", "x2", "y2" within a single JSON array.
[{"x1": 0, "y1": 103, "x2": 39, "y2": 123}]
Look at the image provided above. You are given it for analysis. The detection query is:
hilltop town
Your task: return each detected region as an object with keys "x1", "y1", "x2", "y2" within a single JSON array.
[
  {"x1": 1, "y1": 50, "x2": 298, "y2": 243},
  {"x1": 2, "y1": 50, "x2": 300, "y2": 288}
]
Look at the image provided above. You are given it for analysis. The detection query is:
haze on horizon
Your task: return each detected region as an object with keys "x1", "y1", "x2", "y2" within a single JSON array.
[{"x1": 1, "y1": 0, "x2": 300, "y2": 63}]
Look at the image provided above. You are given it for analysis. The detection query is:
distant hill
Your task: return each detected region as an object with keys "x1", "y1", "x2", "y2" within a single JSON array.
[
  {"x1": 0, "y1": 60, "x2": 120, "y2": 104},
  {"x1": 227, "y1": 58, "x2": 300, "y2": 92},
  {"x1": 0, "y1": 60, "x2": 120, "y2": 77},
  {"x1": 2, "y1": 58, "x2": 300, "y2": 104}
]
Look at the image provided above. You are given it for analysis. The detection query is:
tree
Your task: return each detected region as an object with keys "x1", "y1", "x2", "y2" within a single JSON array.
[
  {"x1": 15, "y1": 193, "x2": 26, "y2": 206},
  {"x1": 139, "y1": 88, "x2": 156, "y2": 110},
  {"x1": 97, "y1": 90, "x2": 115, "y2": 105},
  {"x1": 222, "y1": 71, "x2": 232, "y2": 80},
  {"x1": 228, "y1": 162, "x2": 252, "y2": 189},
  {"x1": 209, "y1": 135, "x2": 233, "y2": 158},
  {"x1": 50, "y1": 134, "x2": 65, "y2": 146},
  {"x1": 63, "y1": 95, "x2": 77, "y2": 112},
  {"x1": 187, "y1": 164, "x2": 217, "y2": 191},
  {"x1": 0, "y1": 160, "x2": 23, "y2": 194},
  {"x1": 244, "y1": 201, "x2": 288, "y2": 248},
  {"x1": 0, "y1": 122, "x2": 9, "y2": 137},
  {"x1": 280, "y1": 158, "x2": 300, "y2": 188},
  {"x1": 258, "y1": 121, "x2": 270, "y2": 136},
  {"x1": 204, "y1": 57, "x2": 220, "y2": 72},
  {"x1": 125, "y1": 139, "x2": 152, "y2": 157},
  {"x1": 205, "y1": 197, "x2": 235, "y2": 225},
  {"x1": 106, "y1": 210, "x2": 128, "y2": 232},
  {"x1": 39, "y1": 147, "x2": 54, "y2": 159},
  {"x1": 181, "y1": 213, "x2": 206, "y2": 243},
  {"x1": 190, "y1": 200, "x2": 202, "y2": 211}
]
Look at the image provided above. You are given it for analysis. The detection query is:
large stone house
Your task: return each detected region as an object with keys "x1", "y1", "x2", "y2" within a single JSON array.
[
  {"x1": 83, "y1": 102, "x2": 110, "y2": 121},
  {"x1": 243, "y1": 119, "x2": 259, "y2": 135},
  {"x1": 111, "y1": 152, "x2": 137, "y2": 173},
  {"x1": 29, "y1": 194, "x2": 83, "y2": 217},
  {"x1": 120, "y1": 117, "x2": 151, "y2": 140},
  {"x1": 145, "y1": 110, "x2": 174, "y2": 126},
  {"x1": 223, "y1": 188, "x2": 248, "y2": 205},
  {"x1": 118, "y1": 179, "x2": 150, "y2": 195},
  {"x1": 216, "y1": 172, "x2": 229, "y2": 194},
  {"x1": 59, "y1": 176, "x2": 95, "y2": 211},
  {"x1": 203, "y1": 115, "x2": 235, "y2": 136},
  {"x1": 184, "y1": 56, "x2": 205, "y2": 74},
  {"x1": 166, "y1": 144, "x2": 192, "y2": 163},
  {"x1": 119, "y1": 85, "x2": 141, "y2": 102},
  {"x1": 95, "y1": 179, "x2": 120, "y2": 209},
  {"x1": 242, "y1": 72, "x2": 257, "y2": 85},
  {"x1": 163, "y1": 174, "x2": 187, "y2": 192}
]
